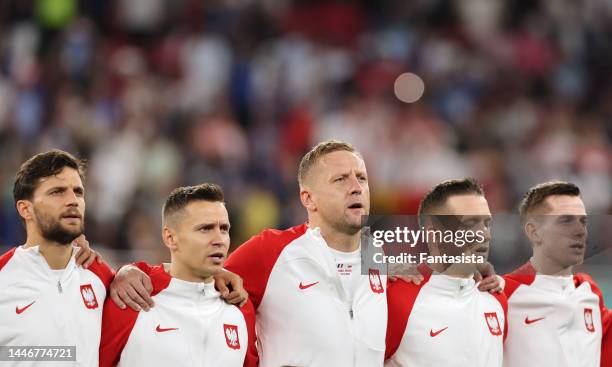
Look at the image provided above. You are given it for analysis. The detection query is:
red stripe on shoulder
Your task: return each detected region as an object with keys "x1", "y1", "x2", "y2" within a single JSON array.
[
  {"x1": 0, "y1": 247, "x2": 17, "y2": 271},
  {"x1": 573, "y1": 272, "x2": 603, "y2": 308},
  {"x1": 237, "y1": 300, "x2": 259, "y2": 367},
  {"x1": 385, "y1": 277, "x2": 429, "y2": 360},
  {"x1": 149, "y1": 265, "x2": 172, "y2": 296},
  {"x1": 503, "y1": 262, "x2": 537, "y2": 299},
  {"x1": 87, "y1": 261, "x2": 115, "y2": 290},
  {"x1": 225, "y1": 223, "x2": 308, "y2": 309}
]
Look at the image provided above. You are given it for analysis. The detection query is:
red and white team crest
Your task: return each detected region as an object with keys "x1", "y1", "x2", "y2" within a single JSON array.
[
  {"x1": 584, "y1": 308, "x2": 595, "y2": 333},
  {"x1": 80, "y1": 284, "x2": 98, "y2": 309},
  {"x1": 223, "y1": 324, "x2": 240, "y2": 350},
  {"x1": 484, "y1": 312, "x2": 502, "y2": 336},
  {"x1": 368, "y1": 268, "x2": 384, "y2": 294}
]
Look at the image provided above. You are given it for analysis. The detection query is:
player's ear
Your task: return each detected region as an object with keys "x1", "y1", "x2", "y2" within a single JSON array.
[
  {"x1": 300, "y1": 187, "x2": 316, "y2": 212},
  {"x1": 524, "y1": 219, "x2": 541, "y2": 247},
  {"x1": 15, "y1": 200, "x2": 33, "y2": 221},
  {"x1": 162, "y1": 227, "x2": 178, "y2": 251}
]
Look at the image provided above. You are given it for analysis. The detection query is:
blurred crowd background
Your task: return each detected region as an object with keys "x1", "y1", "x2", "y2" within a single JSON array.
[{"x1": 0, "y1": 0, "x2": 610, "y2": 295}]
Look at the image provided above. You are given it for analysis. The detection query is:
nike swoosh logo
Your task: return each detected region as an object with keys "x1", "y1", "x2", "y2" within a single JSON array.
[
  {"x1": 525, "y1": 316, "x2": 545, "y2": 325},
  {"x1": 16, "y1": 301, "x2": 35, "y2": 314},
  {"x1": 299, "y1": 281, "x2": 319, "y2": 290},
  {"x1": 430, "y1": 327, "x2": 448, "y2": 337},
  {"x1": 156, "y1": 325, "x2": 179, "y2": 332}
]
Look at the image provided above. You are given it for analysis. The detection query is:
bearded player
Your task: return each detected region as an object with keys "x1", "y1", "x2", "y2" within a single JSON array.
[{"x1": 0, "y1": 150, "x2": 113, "y2": 366}]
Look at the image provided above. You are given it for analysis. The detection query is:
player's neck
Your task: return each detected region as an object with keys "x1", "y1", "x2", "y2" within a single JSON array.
[
  {"x1": 24, "y1": 231, "x2": 73, "y2": 270},
  {"x1": 311, "y1": 221, "x2": 360, "y2": 252},
  {"x1": 530, "y1": 255, "x2": 572, "y2": 276},
  {"x1": 168, "y1": 262, "x2": 214, "y2": 284}
]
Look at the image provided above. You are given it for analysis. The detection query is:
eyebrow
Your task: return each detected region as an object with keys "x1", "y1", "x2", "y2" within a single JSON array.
[
  {"x1": 557, "y1": 214, "x2": 586, "y2": 219},
  {"x1": 331, "y1": 173, "x2": 349, "y2": 180},
  {"x1": 331, "y1": 170, "x2": 367, "y2": 179},
  {"x1": 46, "y1": 186, "x2": 85, "y2": 194},
  {"x1": 195, "y1": 222, "x2": 231, "y2": 231}
]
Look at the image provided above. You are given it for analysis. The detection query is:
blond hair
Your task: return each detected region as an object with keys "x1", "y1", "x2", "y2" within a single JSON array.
[{"x1": 298, "y1": 140, "x2": 359, "y2": 187}]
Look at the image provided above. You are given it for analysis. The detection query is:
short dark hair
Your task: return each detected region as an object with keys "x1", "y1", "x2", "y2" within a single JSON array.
[
  {"x1": 162, "y1": 183, "x2": 225, "y2": 222},
  {"x1": 14, "y1": 150, "x2": 86, "y2": 203},
  {"x1": 518, "y1": 181, "x2": 580, "y2": 219},
  {"x1": 298, "y1": 139, "x2": 360, "y2": 186},
  {"x1": 418, "y1": 178, "x2": 484, "y2": 225}
]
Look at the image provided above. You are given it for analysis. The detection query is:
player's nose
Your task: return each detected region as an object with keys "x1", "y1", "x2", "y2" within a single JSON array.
[{"x1": 348, "y1": 175, "x2": 363, "y2": 195}]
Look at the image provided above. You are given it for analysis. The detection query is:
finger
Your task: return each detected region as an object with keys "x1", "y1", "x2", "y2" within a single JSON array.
[
  {"x1": 482, "y1": 275, "x2": 499, "y2": 285},
  {"x1": 239, "y1": 299, "x2": 247, "y2": 307},
  {"x1": 473, "y1": 272, "x2": 483, "y2": 282},
  {"x1": 74, "y1": 250, "x2": 86, "y2": 266},
  {"x1": 226, "y1": 290, "x2": 248, "y2": 304},
  {"x1": 117, "y1": 289, "x2": 141, "y2": 311},
  {"x1": 110, "y1": 288, "x2": 126, "y2": 309},
  {"x1": 216, "y1": 281, "x2": 230, "y2": 298},
  {"x1": 125, "y1": 286, "x2": 148, "y2": 311},
  {"x1": 132, "y1": 282, "x2": 155, "y2": 308},
  {"x1": 480, "y1": 277, "x2": 496, "y2": 286},
  {"x1": 478, "y1": 276, "x2": 495, "y2": 286},
  {"x1": 229, "y1": 276, "x2": 244, "y2": 292},
  {"x1": 226, "y1": 295, "x2": 243, "y2": 305},
  {"x1": 83, "y1": 251, "x2": 97, "y2": 269},
  {"x1": 225, "y1": 290, "x2": 243, "y2": 302},
  {"x1": 228, "y1": 293, "x2": 248, "y2": 306},
  {"x1": 96, "y1": 251, "x2": 103, "y2": 263},
  {"x1": 397, "y1": 275, "x2": 423, "y2": 285},
  {"x1": 142, "y1": 275, "x2": 154, "y2": 294},
  {"x1": 478, "y1": 279, "x2": 497, "y2": 291},
  {"x1": 478, "y1": 262, "x2": 495, "y2": 277}
]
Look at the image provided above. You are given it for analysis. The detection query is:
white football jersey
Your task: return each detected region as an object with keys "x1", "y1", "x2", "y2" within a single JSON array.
[
  {"x1": 0, "y1": 246, "x2": 113, "y2": 367},
  {"x1": 99, "y1": 264, "x2": 257, "y2": 367}
]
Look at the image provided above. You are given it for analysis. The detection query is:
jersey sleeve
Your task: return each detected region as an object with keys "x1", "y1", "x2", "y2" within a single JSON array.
[
  {"x1": 238, "y1": 300, "x2": 259, "y2": 367},
  {"x1": 99, "y1": 296, "x2": 139, "y2": 367},
  {"x1": 224, "y1": 224, "x2": 307, "y2": 309},
  {"x1": 87, "y1": 260, "x2": 115, "y2": 290},
  {"x1": 574, "y1": 273, "x2": 611, "y2": 367},
  {"x1": 385, "y1": 279, "x2": 426, "y2": 360},
  {"x1": 0, "y1": 247, "x2": 16, "y2": 271},
  {"x1": 502, "y1": 262, "x2": 537, "y2": 300}
]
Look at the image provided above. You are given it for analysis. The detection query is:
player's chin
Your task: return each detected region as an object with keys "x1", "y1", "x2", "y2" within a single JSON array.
[
  {"x1": 61, "y1": 223, "x2": 83, "y2": 235},
  {"x1": 563, "y1": 254, "x2": 584, "y2": 267},
  {"x1": 203, "y1": 260, "x2": 225, "y2": 273},
  {"x1": 346, "y1": 215, "x2": 366, "y2": 229},
  {"x1": 63, "y1": 230, "x2": 84, "y2": 244}
]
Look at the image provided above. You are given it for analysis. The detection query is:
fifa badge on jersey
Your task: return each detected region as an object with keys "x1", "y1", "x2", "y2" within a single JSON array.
[
  {"x1": 368, "y1": 268, "x2": 384, "y2": 294},
  {"x1": 584, "y1": 308, "x2": 595, "y2": 333},
  {"x1": 224, "y1": 324, "x2": 240, "y2": 350},
  {"x1": 80, "y1": 284, "x2": 99, "y2": 309},
  {"x1": 484, "y1": 312, "x2": 502, "y2": 336}
]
